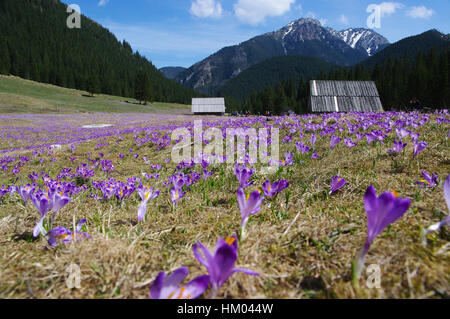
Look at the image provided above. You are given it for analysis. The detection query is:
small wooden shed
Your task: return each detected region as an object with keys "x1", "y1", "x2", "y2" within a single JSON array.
[
  {"x1": 309, "y1": 80, "x2": 383, "y2": 113},
  {"x1": 192, "y1": 98, "x2": 226, "y2": 115}
]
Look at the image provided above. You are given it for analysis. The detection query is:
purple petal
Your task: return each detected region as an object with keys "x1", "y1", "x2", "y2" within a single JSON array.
[
  {"x1": 193, "y1": 242, "x2": 213, "y2": 270},
  {"x1": 150, "y1": 272, "x2": 166, "y2": 299},
  {"x1": 213, "y1": 244, "x2": 237, "y2": 288},
  {"x1": 183, "y1": 275, "x2": 210, "y2": 299},
  {"x1": 444, "y1": 175, "x2": 450, "y2": 214},
  {"x1": 231, "y1": 267, "x2": 260, "y2": 276}
]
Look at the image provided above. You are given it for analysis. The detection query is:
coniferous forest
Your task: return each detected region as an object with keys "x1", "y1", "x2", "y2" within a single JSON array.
[
  {"x1": 0, "y1": 0, "x2": 200, "y2": 104},
  {"x1": 231, "y1": 47, "x2": 450, "y2": 114}
]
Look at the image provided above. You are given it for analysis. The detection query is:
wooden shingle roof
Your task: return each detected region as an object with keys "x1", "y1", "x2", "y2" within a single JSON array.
[
  {"x1": 309, "y1": 81, "x2": 383, "y2": 113},
  {"x1": 192, "y1": 98, "x2": 225, "y2": 114}
]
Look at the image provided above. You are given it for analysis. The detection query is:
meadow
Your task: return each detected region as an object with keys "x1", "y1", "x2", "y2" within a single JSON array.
[{"x1": 0, "y1": 85, "x2": 449, "y2": 298}]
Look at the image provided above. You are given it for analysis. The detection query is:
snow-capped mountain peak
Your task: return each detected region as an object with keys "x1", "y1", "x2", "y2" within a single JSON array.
[{"x1": 330, "y1": 27, "x2": 390, "y2": 56}]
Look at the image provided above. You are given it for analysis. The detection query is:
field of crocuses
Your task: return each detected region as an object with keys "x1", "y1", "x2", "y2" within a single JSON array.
[{"x1": 0, "y1": 110, "x2": 449, "y2": 299}]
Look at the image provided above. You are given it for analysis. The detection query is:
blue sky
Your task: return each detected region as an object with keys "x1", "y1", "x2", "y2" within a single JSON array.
[{"x1": 61, "y1": 1, "x2": 450, "y2": 69}]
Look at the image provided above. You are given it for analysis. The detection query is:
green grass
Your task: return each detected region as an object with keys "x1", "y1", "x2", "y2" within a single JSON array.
[{"x1": 0, "y1": 75, "x2": 190, "y2": 114}]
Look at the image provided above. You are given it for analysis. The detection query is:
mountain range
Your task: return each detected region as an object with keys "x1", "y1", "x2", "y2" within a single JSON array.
[{"x1": 173, "y1": 18, "x2": 390, "y2": 95}]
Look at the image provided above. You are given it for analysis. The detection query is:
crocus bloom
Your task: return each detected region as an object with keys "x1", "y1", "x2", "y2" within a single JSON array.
[
  {"x1": 330, "y1": 176, "x2": 346, "y2": 195},
  {"x1": 311, "y1": 151, "x2": 319, "y2": 159},
  {"x1": 262, "y1": 179, "x2": 290, "y2": 197},
  {"x1": 366, "y1": 133, "x2": 377, "y2": 145},
  {"x1": 234, "y1": 164, "x2": 254, "y2": 189},
  {"x1": 18, "y1": 185, "x2": 35, "y2": 205},
  {"x1": 330, "y1": 135, "x2": 342, "y2": 150},
  {"x1": 415, "y1": 171, "x2": 439, "y2": 188},
  {"x1": 421, "y1": 174, "x2": 450, "y2": 245},
  {"x1": 150, "y1": 267, "x2": 209, "y2": 299},
  {"x1": 170, "y1": 187, "x2": 186, "y2": 205},
  {"x1": 413, "y1": 141, "x2": 427, "y2": 158},
  {"x1": 344, "y1": 138, "x2": 357, "y2": 149},
  {"x1": 237, "y1": 188, "x2": 264, "y2": 239},
  {"x1": 31, "y1": 193, "x2": 53, "y2": 237},
  {"x1": 47, "y1": 219, "x2": 90, "y2": 247},
  {"x1": 51, "y1": 191, "x2": 71, "y2": 224},
  {"x1": 310, "y1": 134, "x2": 316, "y2": 146},
  {"x1": 281, "y1": 152, "x2": 294, "y2": 166},
  {"x1": 296, "y1": 142, "x2": 310, "y2": 154},
  {"x1": 203, "y1": 169, "x2": 213, "y2": 181},
  {"x1": 353, "y1": 186, "x2": 410, "y2": 282},
  {"x1": 137, "y1": 185, "x2": 160, "y2": 221},
  {"x1": 193, "y1": 236, "x2": 259, "y2": 297},
  {"x1": 388, "y1": 139, "x2": 407, "y2": 154}
]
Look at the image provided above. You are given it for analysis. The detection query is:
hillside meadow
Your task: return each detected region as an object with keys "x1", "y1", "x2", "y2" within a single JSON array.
[{"x1": 0, "y1": 107, "x2": 449, "y2": 299}]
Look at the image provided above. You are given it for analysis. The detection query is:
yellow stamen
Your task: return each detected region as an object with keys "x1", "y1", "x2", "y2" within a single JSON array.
[
  {"x1": 167, "y1": 291, "x2": 175, "y2": 299},
  {"x1": 392, "y1": 190, "x2": 399, "y2": 198},
  {"x1": 246, "y1": 193, "x2": 250, "y2": 201},
  {"x1": 176, "y1": 287, "x2": 187, "y2": 299},
  {"x1": 226, "y1": 237, "x2": 236, "y2": 246}
]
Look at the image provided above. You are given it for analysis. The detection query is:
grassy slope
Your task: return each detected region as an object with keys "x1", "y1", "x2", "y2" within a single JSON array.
[{"x1": 0, "y1": 75, "x2": 190, "y2": 114}]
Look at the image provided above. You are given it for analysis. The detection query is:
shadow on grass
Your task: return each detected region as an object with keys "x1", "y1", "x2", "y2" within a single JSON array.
[{"x1": 13, "y1": 231, "x2": 38, "y2": 243}]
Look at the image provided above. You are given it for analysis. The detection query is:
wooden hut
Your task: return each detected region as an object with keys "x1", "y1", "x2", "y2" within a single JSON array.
[
  {"x1": 309, "y1": 80, "x2": 383, "y2": 113},
  {"x1": 192, "y1": 98, "x2": 226, "y2": 115}
]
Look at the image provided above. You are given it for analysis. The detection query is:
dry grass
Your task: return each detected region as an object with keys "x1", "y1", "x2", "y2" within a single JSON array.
[{"x1": 0, "y1": 113, "x2": 449, "y2": 299}]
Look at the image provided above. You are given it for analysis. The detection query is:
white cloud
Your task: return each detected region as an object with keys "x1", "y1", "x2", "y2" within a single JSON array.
[
  {"x1": 98, "y1": 0, "x2": 109, "y2": 6},
  {"x1": 339, "y1": 14, "x2": 349, "y2": 25},
  {"x1": 406, "y1": 6, "x2": 434, "y2": 19},
  {"x1": 190, "y1": 0, "x2": 223, "y2": 19},
  {"x1": 234, "y1": 0, "x2": 295, "y2": 25},
  {"x1": 378, "y1": 2, "x2": 404, "y2": 17}
]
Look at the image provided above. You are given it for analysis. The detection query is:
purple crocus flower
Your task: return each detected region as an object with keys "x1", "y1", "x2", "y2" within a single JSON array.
[
  {"x1": 119, "y1": 153, "x2": 124, "y2": 160},
  {"x1": 18, "y1": 184, "x2": 36, "y2": 205},
  {"x1": 31, "y1": 193, "x2": 53, "y2": 237},
  {"x1": 237, "y1": 188, "x2": 264, "y2": 239},
  {"x1": 234, "y1": 164, "x2": 254, "y2": 189},
  {"x1": 311, "y1": 151, "x2": 319, "y2": 159},
  {"x1": 388, "y1": 139, "x2": 407, "y2": 154},
  {"x1": 353, "y1": 186, "x2": 410, "y2": 283},
  {"x1": 296, "y1": 142, "x2": 310, "y2": 154},
  {"x1": 170, "y1": 187, "x2": 186, "y2": 205},
  {"x1": 47, "y1": 219, "x2": 90, "y2": 247},
  {"x1": 415, "y1": 171, "x2": 439, "y2": 188},
  {"x1": 413, "y1": 141, "x2": 427, "y2": 158},
  {"x1": 203, "y1": 169, "x2": 213, "y2": 181},
  {"x1": 137, "y1": 185, "x2": 160, "y2": 221},
  {"x1": 281, "y1": 152, "x2": 294, "y2": 166},
  {"x1": 366, "y1": 133, "x2": 377, "y2": 145},
  {"x1": 396, "y1": 128, "x2": 409, "y2": 140},
  {"x1": 51, "y1": 191, "x2": 71, "y2": 224},
  {"x1": 421, "y1": 174, "x2": 450, "y2": 245},
  {"x1": 149, "y1": 267, "x2": 209, "y2": 299},
  {"x1": 330, "y1": 176, "x2": 346, "y2": 195},
  {"x1": 262, "y1": 179, "x2": 290, "y2": 197},
  {"x1": 310, "y1": 134, "x2": 316, "y2": 146},
  {"x1": 344, "y1": 138, "x2": 357, "y2": 149},
  {"x1": 330, "y1": 135, "x2": 342, "y2": 150},
  {"x1": 193, "y1": 235, "x2": 259, "y2": 298}
]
